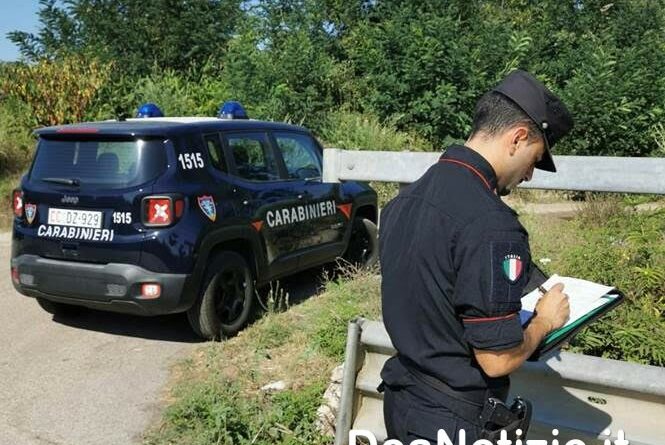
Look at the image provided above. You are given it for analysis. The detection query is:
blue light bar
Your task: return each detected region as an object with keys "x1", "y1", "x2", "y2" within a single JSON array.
[
  {"x1": 218, "y1": 101, "x2": 248, "y2": 120},
  {"x1": 136, "y1": 103, "x2": 164, "y2": 118}
]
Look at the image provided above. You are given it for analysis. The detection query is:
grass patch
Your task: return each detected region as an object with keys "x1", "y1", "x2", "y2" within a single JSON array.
[
  {"x1": 509, "y1": 188, "x2": 576, "y2": 204},
  {"x1": 144, "y1": 267, "x2": 381, "y2": 445},
  {"x1": 319, "y1": 110, "x2": 432, "y2": 152},
  {"x1": 522, "y1": 202, "x2": 665, "y2": 366}
]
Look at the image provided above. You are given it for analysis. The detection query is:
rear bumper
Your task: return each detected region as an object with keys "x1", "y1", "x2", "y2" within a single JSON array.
[{"x1": 11, "y1": 255, "x2": 193, "y2": 316}]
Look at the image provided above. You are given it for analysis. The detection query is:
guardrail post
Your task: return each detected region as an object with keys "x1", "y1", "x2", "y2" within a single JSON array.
[
  {"x1": 334, "y1": 320, "x2": 362, "y2": 445},
  {"x1": 323, "y1": 148, "x2": 341, "y2": 183}
]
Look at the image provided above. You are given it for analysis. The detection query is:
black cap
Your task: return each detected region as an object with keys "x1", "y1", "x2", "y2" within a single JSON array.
[{"x1": 493, "y1": 70, "x2": 574, "y2": 172}]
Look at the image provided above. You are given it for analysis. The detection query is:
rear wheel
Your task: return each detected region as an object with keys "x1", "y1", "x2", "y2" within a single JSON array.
[
  {"x1": 36, "y1": 298, "x2": 79, "y2": 316},
  {"x1": 342, "y1": 217, "x2": 379, "y2": 268},
  {"x1": 187, "y1": 251, "x2": 254, "y2": 340}
]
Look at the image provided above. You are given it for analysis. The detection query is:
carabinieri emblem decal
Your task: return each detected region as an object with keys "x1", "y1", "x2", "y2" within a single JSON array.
[
  {"x1": 25, "y1": 203, "x2": 37, "y2": 225},
  {"x1": 502, "y1": 254, "x2": 523, "y2": 283},
  {"x1": 197, "y1": 196, "x2": 217, "y2": 222}
]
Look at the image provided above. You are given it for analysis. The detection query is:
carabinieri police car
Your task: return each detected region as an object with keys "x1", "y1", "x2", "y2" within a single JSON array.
[{"x1": 10, "y1": 102, "x2": 378, "y2": 339}]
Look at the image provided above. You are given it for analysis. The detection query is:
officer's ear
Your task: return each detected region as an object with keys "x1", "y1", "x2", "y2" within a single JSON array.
[{"x1": 508, "y1": 126, "x2": 530, "y2": 155}]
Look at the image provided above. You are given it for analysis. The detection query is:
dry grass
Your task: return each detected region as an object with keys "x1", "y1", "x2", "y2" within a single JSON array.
[
  {"x1": 507, "y1": 188, "x2": 576, "y2": 205},
  {"x1": 519, "y1": 212, "x2": 583, "y2": 276}
]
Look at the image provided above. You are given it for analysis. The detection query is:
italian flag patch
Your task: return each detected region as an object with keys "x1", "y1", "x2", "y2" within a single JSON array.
[{"x1": 502, "y1": 254, "x2": 523, "y2": 283}]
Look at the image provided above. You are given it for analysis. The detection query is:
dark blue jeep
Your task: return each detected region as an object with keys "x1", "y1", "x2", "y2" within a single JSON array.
[{"x1": 10, "y1": 104, "x2": 378, "y2": 339}]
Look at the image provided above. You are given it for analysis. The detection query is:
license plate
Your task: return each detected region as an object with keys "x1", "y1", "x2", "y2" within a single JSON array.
[{"x1": 48, "y1": 208, "x2": 103, "y2": 229}]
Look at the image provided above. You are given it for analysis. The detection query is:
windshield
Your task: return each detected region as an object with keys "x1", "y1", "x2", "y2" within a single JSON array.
[{"x1": 30, "y1": 138, "x2": 168, "y2": 190}]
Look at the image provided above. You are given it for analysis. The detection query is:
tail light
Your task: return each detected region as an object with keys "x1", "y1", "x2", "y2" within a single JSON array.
[
  {"x1": 11, "y1": 267, "x2": 20, "y2": 285},
  {"x1": 12, "y1": 189, "x2": 23, "y2": 218},
  {"x1": 141, "y1": 195, "x2": 184, "y2": 227}
]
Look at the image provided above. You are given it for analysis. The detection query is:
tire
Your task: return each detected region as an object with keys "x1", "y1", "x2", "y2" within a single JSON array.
[
  {"x1": 342, "y1": 217, "x2": 379, "y2": 268},
  {"x1": 36, "y1": 297, "x2": 79, "y2": 316},
  {"x1": 187, "y1": 251, "x2": 255, "y2": 340}
]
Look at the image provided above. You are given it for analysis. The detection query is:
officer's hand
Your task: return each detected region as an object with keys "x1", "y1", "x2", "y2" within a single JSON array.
[{"x1": 534, "y1": 283, "x2": 570, "y2": 332}]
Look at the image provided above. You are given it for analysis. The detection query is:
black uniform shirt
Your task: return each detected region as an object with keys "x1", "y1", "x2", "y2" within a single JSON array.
[{"x1": 380, "y1": 145, "x2": 531, "y2": 392}]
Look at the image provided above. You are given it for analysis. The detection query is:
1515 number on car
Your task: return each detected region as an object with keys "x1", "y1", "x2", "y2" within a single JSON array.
[{"x1": 178, "y1": 153, "x2": 204, "y2": 170}]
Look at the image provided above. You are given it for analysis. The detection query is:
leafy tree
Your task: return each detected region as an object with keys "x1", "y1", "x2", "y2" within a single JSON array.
[
  {"x1": 340, "y1": 0, "x2": 665, "y2": 155},
  {"x1": 217, "y1": 1, "x2": 342, "y2": 128},
  {"x1": 8, "y1": 0, "x2": 244, "y2": 75}
]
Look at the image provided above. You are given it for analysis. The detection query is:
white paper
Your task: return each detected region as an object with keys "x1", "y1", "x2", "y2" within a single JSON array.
[{"x1": 520, "y1": 274, "x2": 616, "y2": 328}]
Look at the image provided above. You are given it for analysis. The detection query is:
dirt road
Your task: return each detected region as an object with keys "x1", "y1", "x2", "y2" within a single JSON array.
[{"x1": 0, "y1": 232, "x2": 201, "y2": 445}]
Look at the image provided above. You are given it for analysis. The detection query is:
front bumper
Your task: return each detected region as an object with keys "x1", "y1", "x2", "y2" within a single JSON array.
[{"x1": 11, "y1": 255, "x2": 191, "y2": 316}]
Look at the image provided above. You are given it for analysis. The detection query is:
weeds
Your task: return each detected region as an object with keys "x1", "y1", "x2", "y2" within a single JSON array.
[
  {"x1": 144, "y1": 265, "x2": 380, "y2": 445},
  {"x1": 256, "y1": 281, "x2": 291, "y2": 314},
  {"x1": 319, "y1": 110, "x2": 432, "y2": 152},
  {"x1": 575, "y1": 194, "x2": 628, "y2": 228},
  {"x1": 524, "y1": 203, "x2": 665, "y2": 366}
]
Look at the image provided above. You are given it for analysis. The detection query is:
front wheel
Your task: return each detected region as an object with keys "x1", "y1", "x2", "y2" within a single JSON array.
[
  {"x1": 342, "y1": 217, "x2": 379, "y2": 268},
  {"x1": 187, "y1": 251, "x2": 255, "y2": 340}
]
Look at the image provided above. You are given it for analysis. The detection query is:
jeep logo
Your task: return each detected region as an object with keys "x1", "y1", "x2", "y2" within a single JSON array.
[{"x1": 61, "y1": 195, "x2": 79, "y2": 205}]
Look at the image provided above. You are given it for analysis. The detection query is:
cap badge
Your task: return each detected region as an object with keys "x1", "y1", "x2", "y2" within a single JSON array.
[
  {"x1": 542, "y1": 122, "x2": 549, "y2": 129},
  {"x1": 502, "y1": 254, "x2": 523, "y2": 283},
  {"x1": 197, "y1": 195, "x2": 217, "y2": 222}
]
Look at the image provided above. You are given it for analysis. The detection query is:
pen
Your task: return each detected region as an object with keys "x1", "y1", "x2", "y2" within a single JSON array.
[{"x1": 538, "y1": 285, "x2": 548, "y2": 295}]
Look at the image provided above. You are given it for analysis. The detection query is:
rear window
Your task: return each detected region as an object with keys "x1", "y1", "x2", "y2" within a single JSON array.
[{"x1": 30, "y1": 138, "x2": 168, "y2": 190}]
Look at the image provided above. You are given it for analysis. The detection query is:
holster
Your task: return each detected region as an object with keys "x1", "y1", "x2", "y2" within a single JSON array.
[{"x1": 478, "y1": 397, "x2": 532, "y2": 440}]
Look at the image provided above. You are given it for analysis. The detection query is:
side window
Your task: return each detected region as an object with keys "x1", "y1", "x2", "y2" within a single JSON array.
[
  {"x1": 226, "y1": 133, "x2": 279, "y2": 181},
  {"x1": 203, "y1": 134, "x2": 227, "y2": 173},
  {"x1": 274, "y1": 133, "x2": 322, "y2": 180}
]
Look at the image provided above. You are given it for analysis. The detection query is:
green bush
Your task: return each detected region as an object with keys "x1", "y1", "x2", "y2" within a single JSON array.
[
  {"x1": 319, "y1": 110, "x2": 432, "y2": 152},
  {"x1": 341, "y1": 0, "x2": 665, "y2": 156},
  {"x1": 0, "y1": 99, "x2": 35, "y2": 174},
  {"x1": 150, "y1": 380, "x2": 327, "y2": 445},
  {"x1": 554, "y1": 208, "x2": 665, "y2": 365}
]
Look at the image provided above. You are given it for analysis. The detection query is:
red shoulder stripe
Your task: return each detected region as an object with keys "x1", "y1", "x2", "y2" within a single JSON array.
[
  {"x1": 439, "y1": 158, "x2": 493, "y2": 192},
  {"x1": 462, "y1": 313, "x2": 518, "y2": 323}
]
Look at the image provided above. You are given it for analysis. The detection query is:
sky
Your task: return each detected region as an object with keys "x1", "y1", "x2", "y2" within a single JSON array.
[{"x1": 0, "y1": 0, "x2": 41, "y2": 61}]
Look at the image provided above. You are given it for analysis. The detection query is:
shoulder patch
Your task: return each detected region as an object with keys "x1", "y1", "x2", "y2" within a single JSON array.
[
  {"x1": 502, "y1": 254, "x2": 524, "y2": 283},
  {"x1": 490, "y1": 240, "x2": 530, "y2": 309}
]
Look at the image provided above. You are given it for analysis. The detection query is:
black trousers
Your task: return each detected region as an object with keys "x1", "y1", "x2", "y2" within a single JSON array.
[{"x1": 383, "y1": 382, "x2": 483, "y2": 444}]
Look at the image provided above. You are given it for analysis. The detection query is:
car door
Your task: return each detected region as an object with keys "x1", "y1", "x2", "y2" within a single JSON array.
[
  {"x1": 221, "y1": 131, "x2": 302, "y2": 274},
  {"x1": 271, "y1": 131, "x2": 348, "y2": 265}
]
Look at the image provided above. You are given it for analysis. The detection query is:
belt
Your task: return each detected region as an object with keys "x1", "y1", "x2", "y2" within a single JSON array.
[{"x1": 396, "y1": 356, "x2": 488, "y2": 424}]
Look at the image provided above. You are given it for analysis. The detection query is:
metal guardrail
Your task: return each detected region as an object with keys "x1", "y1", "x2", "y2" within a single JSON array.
[
  {"x1": 335, "y1": 319, "x2": 665, "y2": 445},
  {"x1": 322, "y1": 149, "x2": 665, "y2": 194}
]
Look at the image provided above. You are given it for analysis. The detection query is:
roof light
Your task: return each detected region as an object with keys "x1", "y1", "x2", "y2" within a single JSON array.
[
  {"x1": 136, "y1": 103, "x2": 164, "y2": 118},
  {"x1": 217, "y1": 101, "x2": 248, "y2": 120}
]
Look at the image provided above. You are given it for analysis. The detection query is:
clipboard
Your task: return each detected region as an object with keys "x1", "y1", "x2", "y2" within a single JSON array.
[{"x1": 522, "y1": 263, "x2": 625, "y2": 361}]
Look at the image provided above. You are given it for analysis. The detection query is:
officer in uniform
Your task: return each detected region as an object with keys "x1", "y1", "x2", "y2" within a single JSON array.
[{"x1": 380, "y1": 70, "x2": 574, "y2": 443}]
